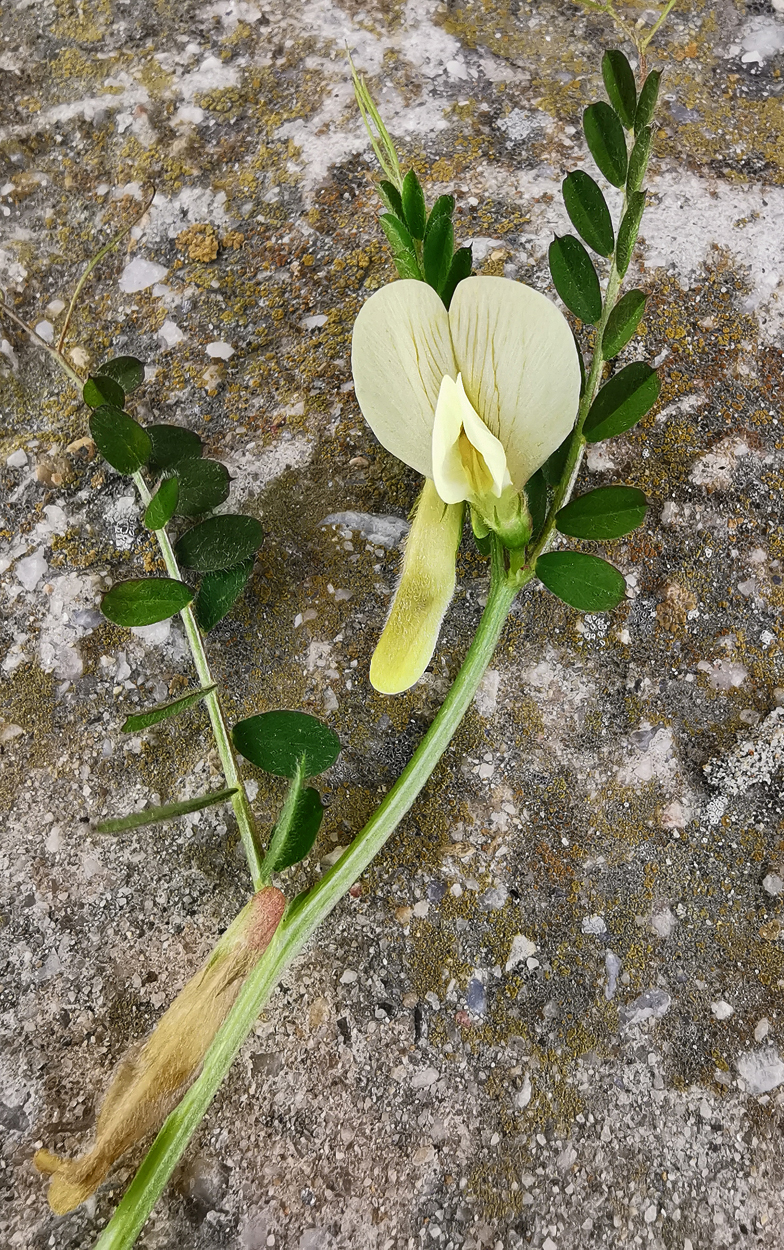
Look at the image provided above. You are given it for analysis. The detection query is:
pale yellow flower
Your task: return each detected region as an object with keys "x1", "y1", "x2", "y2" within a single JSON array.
[{"x1": 351, "y1": 275, "x2": 580, "y2": 693}]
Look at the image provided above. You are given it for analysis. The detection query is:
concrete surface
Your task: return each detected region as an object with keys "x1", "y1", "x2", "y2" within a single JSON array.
[{"x1": 1, "y1": 1, "x2": 784, "y2": 1247}]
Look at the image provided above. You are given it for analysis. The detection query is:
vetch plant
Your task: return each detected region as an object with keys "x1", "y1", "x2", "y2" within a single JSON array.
[{"x1": 0, "y1": 17, "x2": 675, "y2": 1246}]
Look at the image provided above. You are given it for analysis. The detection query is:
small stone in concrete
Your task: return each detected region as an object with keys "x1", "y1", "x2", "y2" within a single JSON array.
[
  {"x1": 514, "y1": 1072, "x2": 532, "y2": 1109},
  {"x1": 754, "y1": 1018, "x2": 771, "y2": 1042},
  {"x1": 650, "y1": 905, "x2": 676, "y2": 938},
  {"x1": 605, "y1": 950, "x2": 622, "y2": 1000},
  {"x1": 581, "y1": 914, "x2": 607, "y2": 935},
  {"x1": 158, "y1": 319, "x2": 185, "y2": 348},
  {"x1": 621, "y1": 989, "x2": 672, "y2": 1026},
  {"x1": 763, "y1": 873, "x2": 784, "y2": 896},
  {"x1": 466, "y1": 977, "x2": 486, "y2": 1015},
  {"x1": 119, "y1": 257, "x2": 168, "y2": 292},
  {"x1": 711, "y1": 1000, "x2": 734, "y2": 1020},
  {"x1": 34, "y1": 320, "x2": 54, "y2": 343},
  {"x1": 206, "y1": 340, "x2": 235, "y2": 359},
  {"x1": 410, "y1": 1067, "x2": 439, "y2": 1090},
  {"x1": 737, "y1": 1046, "x2": 784, "y2": 1094},
  {"x1": 131, "y1": 620, "x2": 171, "y2": 645},
  {"x1": 15, "y1": 548, "x2": 47, "y2": 590},
  {"x1": 6, "y1": 449, "x2": 27, "y2": 468},
  {"x1": 505, "y1": 934, "x2": 537, "y2": 971}
]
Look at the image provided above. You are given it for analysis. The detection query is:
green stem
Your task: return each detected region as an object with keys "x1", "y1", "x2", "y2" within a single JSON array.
[
  {"x1": 58, "y1": 186, "x2": 155, "y2": 354},
  {"x1": 93, "y1": 538, "x2": 518, "y2": 1250},
  {"x1": 528, "y1": 171, "x2": 631, "y2": 569},
  {"x1": 132, "y1": 472, "x2": 264, "y2": 889},
  {"x1": 641, "y1": 0, "x2": 677, "y2": 52},
  {"x1": 0, "y1": 300, "x2": 83, "y2": 388}
]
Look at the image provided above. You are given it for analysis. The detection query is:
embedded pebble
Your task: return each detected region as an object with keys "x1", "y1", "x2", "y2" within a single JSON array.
[
  {"x1": 410, "y1": 1067, "x2": 439, "y2": 1090},
  {"x1": 621, "y1": 989, "x2": 672, "y2": 1026},
  {"x1": 737, "y1": 1047, "x2": 784, "y2": 1094},
  {"x1": 15, "y1": 549, "x2": 48, "y2": 591},
  {"x1": 34, "y1": 320, "x2": 54, "y2": 343},
  {"x1": 711, "y1": 1001, "x2": 734, "y2": 1021},
  {"x1": 465, "y1": 977, "x2": 487, "y2": 1016},
  {"x1": 505, "y1": 934, "x2": 537, "y2": 971},
  {"x1": 157, "y1": 319, "x2": 185, "y2": 348},
  {"x1": 604, "y1": 950, "x2": 622, "y2": 1000},
  {"x1": 581, "y1": 914, "x2": 607, "y2": 935},
  {"x1": 205, "y1": 340, "x2": 235, "y2": 359},
  {"x1": 118, "y1": 257, "x2": 168, "y2": 292}
]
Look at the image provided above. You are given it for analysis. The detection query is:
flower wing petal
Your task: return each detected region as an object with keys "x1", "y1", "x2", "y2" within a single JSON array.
[
  {"x1": 370, "y1": 481, "x2": 463, "y2": 694},
  {"x1": 448, "y1": 276, "x2": 581, "y2": 487},
  {"x1": 351, "y1": 280, "x2": 456, "y2": 478}
]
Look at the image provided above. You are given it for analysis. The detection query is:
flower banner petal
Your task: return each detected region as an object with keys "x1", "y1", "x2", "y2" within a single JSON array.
[
  {"x1": 448, "y1": 276, "x2": 581, "y2": 488},
  {"x1": 351, "y1": 280, "x2": 457, "y2": 478}
]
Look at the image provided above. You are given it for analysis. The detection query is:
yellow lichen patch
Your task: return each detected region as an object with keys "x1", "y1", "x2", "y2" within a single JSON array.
[
  {"x1": 135, "y1": 56, "x2": 175, "y2": 97},
  {"x1": 176, "y1": 223, "x2": 220, "y2": 263},
  {"x1": 53, "y1": 0, "x2": 112, "y2": 43},
  {"x1": 51, "y1": 47, "x2": 98, "y2": 84}
]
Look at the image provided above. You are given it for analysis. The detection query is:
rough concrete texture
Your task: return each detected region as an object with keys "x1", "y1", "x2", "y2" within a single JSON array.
[{"x1": 2, "y1": 0, "x2": 784, "y2": 1246}]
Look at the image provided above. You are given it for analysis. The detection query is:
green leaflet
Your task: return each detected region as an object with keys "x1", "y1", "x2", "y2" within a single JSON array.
[
  {"x1": 233, "y1": 710, "x2": 341, "y2": 778},
  {"x1": 601, "y1": 290, "x2": 647, "y2": 360},
  {"x1": 83, "y1": 375, "x2": 125, "y2": 410},
  {"x1": 583, "y1": 101, "x2": 628, "y2": 188},
  {"x1": 171, "y1": 458, "x2": 231, "y2": 517},
  {"x1": 90, "y1": 406, "x2": 151, "y2": 475},
  {"x1": 175, "y1": 515, "x2": 264, "y2": 572},
  {"x1": 536, "y1": 551, "x2": 627, "y2": 612},
  {"x1": 440, "y1": 246, "x2": 473, "y2": 309},
  {"x1": 144, "y1": 477, "x2": 179, "y2": 531},
  {"x1": 146, "y1": 424, "x2": 203, "y2": 472},
  {"x1": 96, "y1": 788, "x2": 238, "y2": 834},
  {"x1": 423, "y1": 214, "x2": 454, "y2": 295},
  {"x1": 584, "y1": 362, "x2": 660, "y2": 442},
  {"x1": 121, "y1": 685, "x2": 217, "y2": 733},
  {"x1": 262, "y1": 759, "x2": 324, "y2": 878},
  {"x1": 615, "y1": 192, "x2": 646, "y2": 279},
  {"x1": 101, "y1": 578, "x2": 194, "y2": 627},
  {"x1": 542, "y1": 432, "x2": 573, "y2": 486},
  {"x1": 635, "y1": 70, "x2": 661, "y2": 134},
  {"x1": 379, "y1": 213, "x2": 421, "y2": 280},
  {"x1": 562, "y1": 171, "x2": 614, "y2": 257},
  {"x1": 555, "y1": 486, "x2": 647, "y2": 540},
  {"x1": 401, "y1": 169, "x2": 427, "y2": 239},
  {"x1": 194, "y1": 559, "x2": 254, "y2": 632},
  {"x1": 602, "y1": 50, "x2": 637, "y2": 130},
  {"x1": 98, "y1": 356, "x2": 145, "y2": 392},
  {"x1": 548, "y1": 235, "x2": 602, "y2": 324}
]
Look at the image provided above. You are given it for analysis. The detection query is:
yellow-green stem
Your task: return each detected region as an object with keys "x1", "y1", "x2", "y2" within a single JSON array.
[
  {"x1": 93, "y1": 538, "x2": 520, "y2": 1250},
  {"x1": 132, "y1": 472, "x2": 264, "y2": 888}
]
